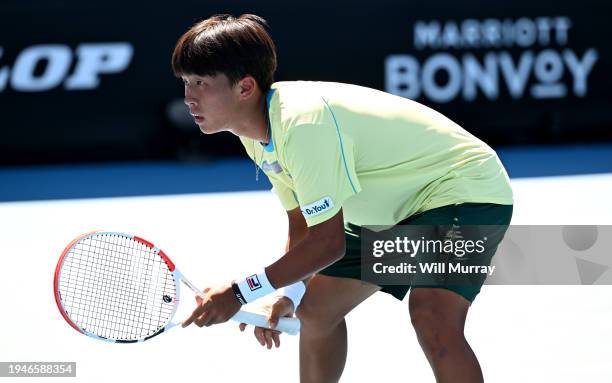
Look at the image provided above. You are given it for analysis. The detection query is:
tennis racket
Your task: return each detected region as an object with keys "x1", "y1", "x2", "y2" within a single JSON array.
[{"x1": 53, "y1": 231, "x2": 301, "y2": 343}]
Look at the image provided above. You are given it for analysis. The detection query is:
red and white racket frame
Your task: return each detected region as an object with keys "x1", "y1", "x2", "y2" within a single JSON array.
[{"x1": 54, "y1": 231, "x2": 301, "y2": 343}]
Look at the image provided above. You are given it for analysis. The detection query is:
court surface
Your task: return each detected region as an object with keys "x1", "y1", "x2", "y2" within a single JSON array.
[{"x1": 1, "y1": 148, "x2": 611, "y2": 382}]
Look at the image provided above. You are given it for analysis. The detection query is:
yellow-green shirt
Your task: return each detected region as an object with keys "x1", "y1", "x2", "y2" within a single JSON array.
[{"x1": 240, "y1": 81, "x2": 513, "y2": 227}]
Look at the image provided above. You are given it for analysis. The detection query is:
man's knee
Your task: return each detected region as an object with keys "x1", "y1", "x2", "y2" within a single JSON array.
[
  {"x1": 409, "y1": 289, "x2": 467, "y2": 356},
  {"x1": 296, "y1": 274, "x2": 379, "y2": 337},
  {"x1": 296, "y1": 293, "x2": 344, "y2": 336}
]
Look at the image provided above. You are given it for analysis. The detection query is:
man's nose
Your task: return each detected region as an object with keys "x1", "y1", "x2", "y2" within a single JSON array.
[
  {"x1": 184, "y1": 92, "x2": 196, "y2": 107},
  {"x1": 184, "y1": 87, "x2": 197, "y2": 106}
]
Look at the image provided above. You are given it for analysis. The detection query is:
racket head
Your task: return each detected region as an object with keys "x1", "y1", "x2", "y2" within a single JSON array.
[{"x1": 54, "y1": 231, "x2": 180, "y2": 343}]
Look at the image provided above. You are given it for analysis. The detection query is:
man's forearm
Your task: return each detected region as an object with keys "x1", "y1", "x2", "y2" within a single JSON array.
[{"x1": 266, "y1": 232, "x2": 344, "y2": 289}]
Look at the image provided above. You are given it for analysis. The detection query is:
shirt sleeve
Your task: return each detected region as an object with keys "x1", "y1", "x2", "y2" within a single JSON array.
[
  {"x1": 269, "y1": 176, "x2": 300, "y2": 211},
  {"x1": 283, "y1": 123, "x2": 361, "y2": 226}
]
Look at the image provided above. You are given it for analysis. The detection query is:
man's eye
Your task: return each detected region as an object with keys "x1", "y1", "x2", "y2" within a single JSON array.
[{"x1": 196, "y1": 80, "x2": 204, "y2": 86}]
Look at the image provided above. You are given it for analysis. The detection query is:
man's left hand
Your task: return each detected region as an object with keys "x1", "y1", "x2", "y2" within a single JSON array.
[{"x1": 182, "y1": 284, "x2": 241, "y2": 328}]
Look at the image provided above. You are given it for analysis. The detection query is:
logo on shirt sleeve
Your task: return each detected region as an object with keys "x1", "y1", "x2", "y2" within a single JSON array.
[{"x1": 301, "y1": 196, "x2": 335, "y2": 218}]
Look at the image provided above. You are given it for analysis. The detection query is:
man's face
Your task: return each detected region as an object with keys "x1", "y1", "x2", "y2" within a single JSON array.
[{"x1": 182, "y1": 72, "x2": 238, "y2": 134}]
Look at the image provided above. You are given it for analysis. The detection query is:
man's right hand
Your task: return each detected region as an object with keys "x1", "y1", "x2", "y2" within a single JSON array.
[{"x1": 238, "y1": 296, "x2": 295, "y2": 349}]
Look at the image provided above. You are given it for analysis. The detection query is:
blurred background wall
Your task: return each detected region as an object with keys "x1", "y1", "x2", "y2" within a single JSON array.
[{"x1": 0, "y1": 0, "x2": 610, "y2": 166}]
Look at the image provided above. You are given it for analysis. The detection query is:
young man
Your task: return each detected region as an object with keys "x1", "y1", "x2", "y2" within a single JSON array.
[{"x1": 175, "y1": 14, "x2": 513, "y2": 383}]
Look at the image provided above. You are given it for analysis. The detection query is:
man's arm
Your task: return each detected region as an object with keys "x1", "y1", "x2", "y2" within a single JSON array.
[
  {"x1": 284, "y1": 207, "x2": 311, "y2": 286},
  {"x1": 239, "y1": 206, "x2": 334, "y2": 343},
  {"x1": 266, "y1": 208, "x2": 345, "y2": 289},
  {"x1": 286, "y1": 206, "x2": 308, "y2": 252}
]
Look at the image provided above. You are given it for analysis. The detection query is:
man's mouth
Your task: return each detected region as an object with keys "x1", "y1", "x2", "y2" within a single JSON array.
[{"x1": 191, "y1": 114, "x2": 204, "y2": 123}]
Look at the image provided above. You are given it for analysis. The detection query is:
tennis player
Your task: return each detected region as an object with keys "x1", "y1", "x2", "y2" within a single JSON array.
[{"x1": 174, "y1": 14, "x2": 513, "y2": 383}]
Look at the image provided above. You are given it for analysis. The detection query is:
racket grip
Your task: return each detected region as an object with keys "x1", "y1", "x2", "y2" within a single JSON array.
[
  {"x1": 232, "y1": 310, "x2": 301, "y2": 336},
  {"x1": 179, "y1": 275, "x2": 300, "y2": 335}
]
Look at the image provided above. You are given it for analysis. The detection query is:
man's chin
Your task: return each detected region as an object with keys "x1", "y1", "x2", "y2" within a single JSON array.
[{"x1": 198, "y1": 124, "x2": 219, "y2": 134}]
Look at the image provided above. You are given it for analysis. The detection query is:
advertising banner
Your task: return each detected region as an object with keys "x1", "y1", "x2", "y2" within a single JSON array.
[{"x1": 1, "y1": 1, "x2": 610, "y2": 164}]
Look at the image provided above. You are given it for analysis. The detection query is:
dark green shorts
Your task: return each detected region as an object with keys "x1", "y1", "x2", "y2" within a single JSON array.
[{"x1": 318, "y1": 203, "x2": 513, "y2": 303}]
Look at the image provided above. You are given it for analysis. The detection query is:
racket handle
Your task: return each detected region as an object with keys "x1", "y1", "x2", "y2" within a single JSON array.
[
  {"x1": 232, "y1": 310, "x2": 301, "y2": 336},
  {"x1": 180, "y1": 275, "x2": 300, "y2": 335}
]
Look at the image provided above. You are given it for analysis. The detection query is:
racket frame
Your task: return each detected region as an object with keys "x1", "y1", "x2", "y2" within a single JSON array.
[
  {"x1": 54, "y1": 231, "x2": 300, "y2": 343},
  {"x1": 54, "y1": 231, "x2": 180, "y2": 343}
]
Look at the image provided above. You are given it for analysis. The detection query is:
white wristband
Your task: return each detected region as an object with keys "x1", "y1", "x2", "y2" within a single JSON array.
[
  {"x1": 278, "y1": 281, "x2": 306, "y2": 309},
  {"x1": 235, "y1": 270, "x2": 276, "y2": 304}
]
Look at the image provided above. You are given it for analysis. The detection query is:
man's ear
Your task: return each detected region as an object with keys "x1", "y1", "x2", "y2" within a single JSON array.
[{"x1": 236, "y1": 76, "x2": 258, "y2": 100}]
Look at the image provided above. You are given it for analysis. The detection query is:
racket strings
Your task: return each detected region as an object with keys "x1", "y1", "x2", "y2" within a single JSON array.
[
  {"x1": 62, "y1": 235, "x2": 173, "y2": 339},
  {"x1": 58, "y1": 234, "x2": 176, "y2": 341}
]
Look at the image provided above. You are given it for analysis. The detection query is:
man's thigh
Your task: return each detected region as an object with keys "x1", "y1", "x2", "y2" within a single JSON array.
[{"x1": 299, "y1": 274, "x2": 381, "y2": 322}]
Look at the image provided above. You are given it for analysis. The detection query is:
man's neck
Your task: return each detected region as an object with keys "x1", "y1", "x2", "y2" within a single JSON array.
[{"x1": 232, "y1": 92, "x2": 269, "y2": 143}]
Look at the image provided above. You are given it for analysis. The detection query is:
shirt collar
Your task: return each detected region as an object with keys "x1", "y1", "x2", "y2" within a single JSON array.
[{"x1": 262, "y1": 88, "x2": 275, "y2": 153}]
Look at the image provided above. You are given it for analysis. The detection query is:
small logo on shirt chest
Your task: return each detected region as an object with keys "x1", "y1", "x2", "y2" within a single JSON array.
[{"x1": 261, "y1": 160, "x2": 283, "y2": 174}]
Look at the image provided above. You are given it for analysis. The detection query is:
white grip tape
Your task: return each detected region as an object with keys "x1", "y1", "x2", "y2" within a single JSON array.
[
  {"x1": 278, "y1": 281, "x2": 306, "y2": 309},
  {"x1": 236, "y1": 270, "x2": 275, "y2": 303},
  {"x1": 180, "y1": 273, "x2": 300, "y2": 335},
  {"x1": 231, "y1": 310, "x2": 301, "y2": 335}
]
